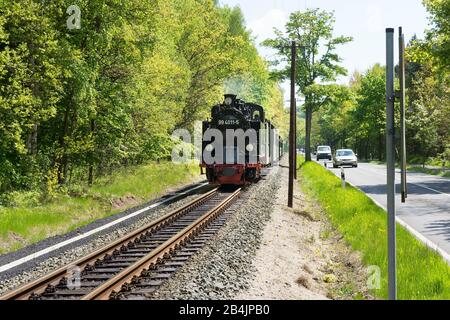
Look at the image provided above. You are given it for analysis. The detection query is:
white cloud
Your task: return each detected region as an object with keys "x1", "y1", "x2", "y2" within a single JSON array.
[{"x1": 248, "y1": 9, "x2": 288, "y2": 44}]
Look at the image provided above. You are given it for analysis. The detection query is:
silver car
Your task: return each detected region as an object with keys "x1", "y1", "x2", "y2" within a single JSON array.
[{"x1": 333, "y1": 149, "x2": 358, "y2": 168}]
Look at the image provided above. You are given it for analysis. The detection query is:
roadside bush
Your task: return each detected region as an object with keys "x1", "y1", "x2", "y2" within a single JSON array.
[{"x1": 0, "y1": 191, "x2": 41, "y2": 208}]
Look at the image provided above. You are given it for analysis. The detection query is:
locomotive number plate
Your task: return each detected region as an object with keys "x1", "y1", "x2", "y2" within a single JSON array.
[{"x1": 218, "y1": 119, "x2": 240, "y2": 125}]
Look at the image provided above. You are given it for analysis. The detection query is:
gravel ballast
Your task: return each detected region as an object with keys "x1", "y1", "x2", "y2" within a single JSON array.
[{"x1": 151, "y1": 167, "x2": 282, "y2": 300}]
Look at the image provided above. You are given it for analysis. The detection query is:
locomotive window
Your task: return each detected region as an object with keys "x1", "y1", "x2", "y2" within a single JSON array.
[{"x1": 253, "y1": 111, "x2": 260, "y2": 120}]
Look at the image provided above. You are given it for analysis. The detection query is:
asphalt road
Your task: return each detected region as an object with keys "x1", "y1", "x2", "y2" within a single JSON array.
[{"x1": 317, "y1": 160, "x2": 450, "y2": 261}]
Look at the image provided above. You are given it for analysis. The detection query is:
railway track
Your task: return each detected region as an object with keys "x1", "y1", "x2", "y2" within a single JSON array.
[{"x1": 0, "y1": 186, "x2": 241, "y2": 300}]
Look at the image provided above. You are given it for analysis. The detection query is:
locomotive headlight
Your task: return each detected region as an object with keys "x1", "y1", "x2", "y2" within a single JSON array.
[
  {"x1": 224, "y1": 97, "x2": 233, "y2": 106},
  {"x1": 205, "y1": 144, "x2": 214, "y2": 152},
  {"x1": 246, "y1": 144, "x2": 254, "y2": 152}
]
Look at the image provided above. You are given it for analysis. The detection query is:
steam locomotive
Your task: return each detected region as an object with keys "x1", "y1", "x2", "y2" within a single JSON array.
[{"x1": 200, "y1": 94, "x2": 283, "y2": 185}]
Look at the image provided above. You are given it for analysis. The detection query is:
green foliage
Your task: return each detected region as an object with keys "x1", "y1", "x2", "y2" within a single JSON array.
[
  {"x1": 0, "y1": 0, "x2": 287, "y2": 194},
  {"x1": 394, "y1": 1, "x2": 448, "y2": 163},
  {"x1": 311, "y1": 55, "x2": 448, "y2": 163},
  {"x1": 406, "y1": 63, "x2": 449, "y2": 162},
  {"x1": 0, "y1": 0, "x2": 63, "y2": 190},
  {"x1": 422, "y1": 0, "x2": 450, "y2": 71},
  {"x1": 286, "y1": 2, "x2": 448, "y2": 164},
  {"x1": 0, "y1": 190, "x2": 41, "y2": 208},
  {"x1": 262, "y1": 9, "x2": 352, "y2": 87},
  {"x1": 177, "y1": 1, "x2": 250, "y2": 127},
  {"x1": 263, "y1": 8, "x2": 352, "y2": 160},
  {"x1": 406, "y1": 3, "x2": 449, "y2": 163},
  {"x1": 309, "y1": 84, "x2": 355, "y2": 149},
  {"x1": 300, "y1": 161, "x2": 450, "y2": 300},
  {"x1": 263, "y1": 82, "x2": 290, "y2": 138},
  {"x1": 408, "y1": 166, "x2": 450, "y2": 178},
  {"x1": 349, "y1": 64, "x2": 387, "y2": 160}
]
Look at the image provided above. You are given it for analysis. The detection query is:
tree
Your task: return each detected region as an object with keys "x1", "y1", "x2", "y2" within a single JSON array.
[
  {"x1": 350, "y1": 64, "x2": 386, "y2": 160},
  {"x1": 406, "y1": 0, "x2": 450, "y2": 165},
  {"x1": 405, "y1": 62, "x2": 449, "y2": 165},
  {"x1": 0, "y1": 0, "x2": 288, "y2": 195},
  {"x1": 0, "y1": 0, "x2": 63, "y2": 191},
  {"x1": 422, "y1": 0, "x2": 450, "y2": 71},
  {"x1": 310, "y1": 84, "x2": 355, "y2": 150},
  {"x1": 176, "y1": 0, "x2": 250, "y2": 128},
  {"x1": 263, "y1": 9, "x2": 352, "y2": 161}
]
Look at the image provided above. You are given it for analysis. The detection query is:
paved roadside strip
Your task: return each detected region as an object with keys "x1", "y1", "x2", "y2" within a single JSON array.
[
  {"x1": 318, "y1": 160, "x2": 450, "y2": 265},
  {"x1": 236, "y1": 159, "x2": 371, "y2": 300},
  {"x1": 0, "y1": 182, "x2": 209, "y2": 275}
]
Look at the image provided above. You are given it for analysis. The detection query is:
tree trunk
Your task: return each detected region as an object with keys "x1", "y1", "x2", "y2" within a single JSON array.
[
  {"x1": 26, "y1": 124, "x2": 38, "y2": 156},
  {"x1": 58, "y1": 101, "x2": 71, "y2": 184},
  {"x1": 88, "y1": 119, "x2": 96, "y2": 186},
  {"x1": 26, "y1": 40, "x2": 38, "y2": 158},
  {"x1": 88, "y1": 165, "x2": 94, "y2": 186},
  {"x1": 365, "y1": 140, "x2": 369, "y2": 160}
]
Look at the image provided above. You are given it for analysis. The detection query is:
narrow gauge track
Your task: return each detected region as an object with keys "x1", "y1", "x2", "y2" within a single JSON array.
[{"x1": 0, "y1": 187, "x2": 241, "y2": 300}]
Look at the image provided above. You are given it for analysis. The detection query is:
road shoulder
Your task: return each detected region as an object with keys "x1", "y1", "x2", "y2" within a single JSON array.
[{"x1": 236, "y1": 161, "x2": 372, "y2": 300}]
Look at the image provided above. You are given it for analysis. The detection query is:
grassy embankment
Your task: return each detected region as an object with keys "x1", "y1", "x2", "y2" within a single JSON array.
[
  {"x1": 0, "y1": 162, "x2": 200, "y2": 254},
  {"x1": 368, "y1": 160, "x2": 450, "y2": 178},
  {"x1": 299, "y1": 158, "x2": 450, "y2": 300}
]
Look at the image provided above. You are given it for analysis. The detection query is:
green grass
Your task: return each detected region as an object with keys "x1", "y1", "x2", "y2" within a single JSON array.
[
  {"x1": 368, "y1": 161, "x2": 450, "y2": 178},
  {"x1": 299, "y1": 159, "x2": 450, "y2": 300},
  {"x1": 407, "y1": 166, "x2": 450, "y2": 178},
  {"x1": 368, "y1": 160, "x2": 386, "y2": 165},
  {"x1": 0, "y1": 162, "x2": 200, "y2": 254}
]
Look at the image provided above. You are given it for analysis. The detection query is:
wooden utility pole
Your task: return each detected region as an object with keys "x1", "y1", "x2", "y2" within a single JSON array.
[
  {"x1": 399, "y1": 27, "x2": 407, "y2": 203},
  {"x1": 288, "y1": 41, "x2": 297, "y2": 208},
  {"x1": 294, "y1": 98, "x2": 297, "y2": 180}
]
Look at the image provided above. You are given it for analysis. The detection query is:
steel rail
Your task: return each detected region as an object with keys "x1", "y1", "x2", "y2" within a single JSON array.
[
  {"x1": 0, "y1": 187, "x2": 219, "y2": 300},
  {"x1": 81, "y1": 188, "x2": 241, "y2": 300}
]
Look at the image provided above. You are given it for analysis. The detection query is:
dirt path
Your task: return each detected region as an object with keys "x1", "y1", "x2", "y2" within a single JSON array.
[{"x1": 236, "y1": 160, "x2": 372, "y2": 300}]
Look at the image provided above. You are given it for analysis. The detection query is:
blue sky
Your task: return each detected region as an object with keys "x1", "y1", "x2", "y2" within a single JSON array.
[{"x1": 219, "y1": 0, "x2": 430, "y2": 98}]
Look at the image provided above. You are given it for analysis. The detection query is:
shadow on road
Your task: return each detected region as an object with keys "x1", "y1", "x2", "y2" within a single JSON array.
[{"x1": 425, "y1": 220, "x2": 450, "y2": 242}]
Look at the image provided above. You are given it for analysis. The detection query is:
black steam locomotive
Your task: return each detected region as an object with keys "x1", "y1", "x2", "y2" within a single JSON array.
[{"x1": 200, "y1": 94, "x2": 283, "y2": 185}]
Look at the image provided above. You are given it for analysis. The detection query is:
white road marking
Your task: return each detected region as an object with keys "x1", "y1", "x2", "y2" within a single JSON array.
[
  {"x1": 0, "y1": 183, "x2": 209, "y2": 273},
  {"x1": 411, "y1": 183, "x2": 450, "y2": 197},
  {"x1": 352, "y1": 163, "x2": 449, "y2": 196}
]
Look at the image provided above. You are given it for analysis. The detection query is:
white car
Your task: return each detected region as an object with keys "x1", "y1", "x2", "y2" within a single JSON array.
[
  {"x1": 333, "y1": 149, "x2": 358, "y2": 168},
  {"x1": 316, "y1": 146, "x2": 332, "y2": 161}
]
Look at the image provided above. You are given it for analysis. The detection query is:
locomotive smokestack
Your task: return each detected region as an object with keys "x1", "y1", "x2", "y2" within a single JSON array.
[{"x1": 224, "y1": 94, "x2": 237, "y2": 106}]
